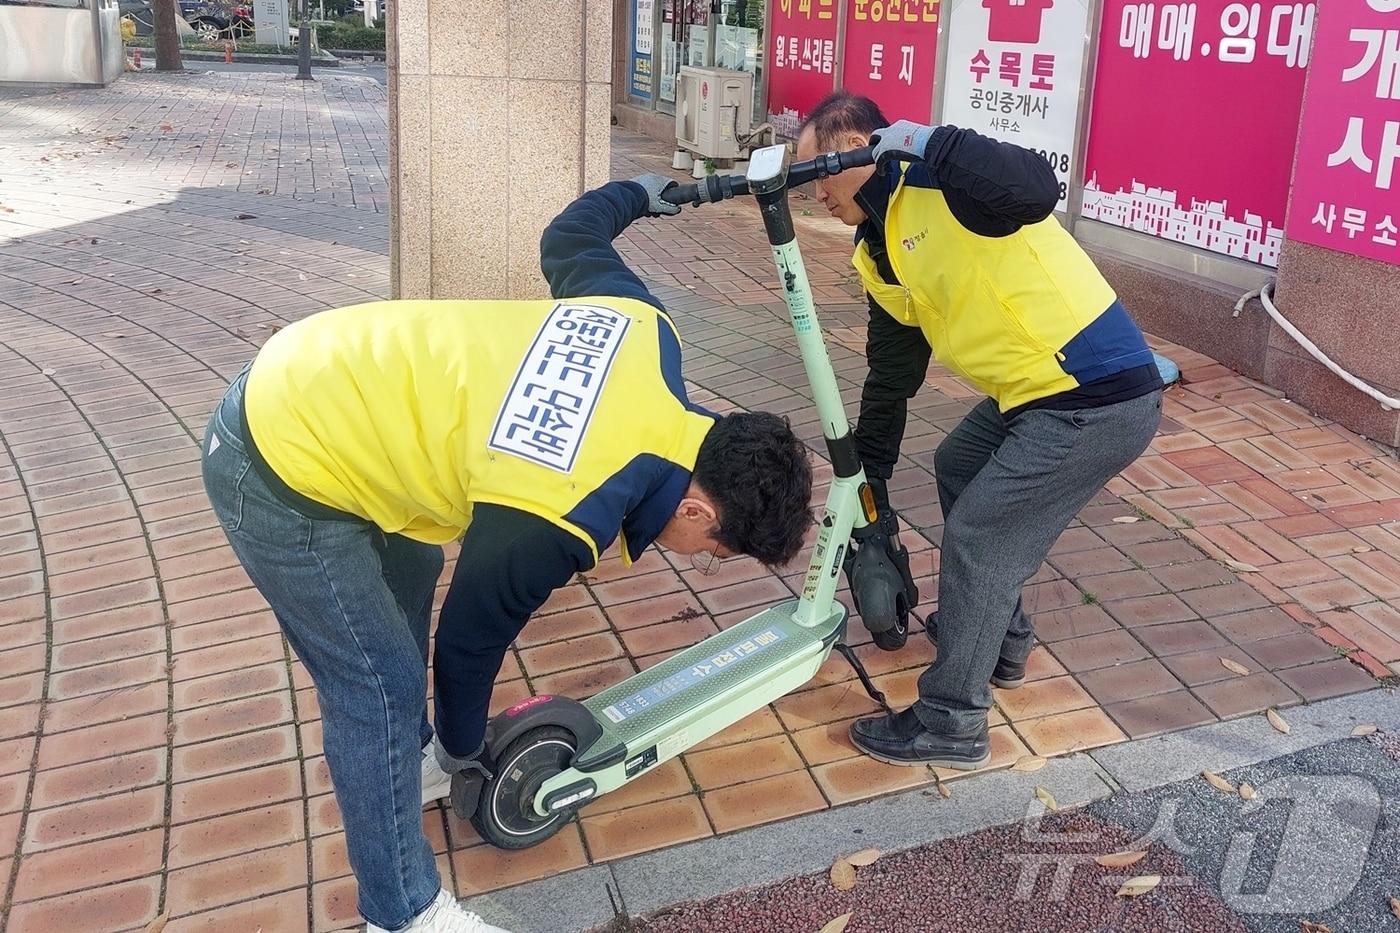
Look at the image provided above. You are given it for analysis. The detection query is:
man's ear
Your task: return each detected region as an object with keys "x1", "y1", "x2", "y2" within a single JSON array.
[
  {"x1": 848, "y1": 131, "x2": 871, "y2": 150},
  {"x1": 676, "y1": 496, "x2": 718, "y2": 525}
]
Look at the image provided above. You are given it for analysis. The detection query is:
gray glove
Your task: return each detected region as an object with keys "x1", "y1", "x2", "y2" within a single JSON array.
[
  {"x1": 630, "y1": 173, "x2": 682, "y2": 217},
  {"x1": 869, "y1": 120, "x2": 936, "y2": 165}
]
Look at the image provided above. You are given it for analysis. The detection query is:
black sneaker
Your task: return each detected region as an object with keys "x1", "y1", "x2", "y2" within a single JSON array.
[
  {"x1": 849, "y1": 707, "x2": 991, "y2": 769},
  {"x1": 924, "y1": 611, "x2": 1027, "y2": 689}
]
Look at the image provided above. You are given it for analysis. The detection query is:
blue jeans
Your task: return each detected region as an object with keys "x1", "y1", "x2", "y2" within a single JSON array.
[{"x1": 201, "y1": 369, "x2": 443, "y2": 930}]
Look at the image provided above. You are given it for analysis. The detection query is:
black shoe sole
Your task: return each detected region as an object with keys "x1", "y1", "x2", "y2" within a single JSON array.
[{"x1": 858, "y1": 747, "x2": 993, "y2": 770}]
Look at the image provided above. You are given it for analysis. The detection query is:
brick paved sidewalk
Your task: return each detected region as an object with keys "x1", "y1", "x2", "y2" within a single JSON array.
[{"x1": 0, "y1": 74, "x2": 1396, "y2": 933}]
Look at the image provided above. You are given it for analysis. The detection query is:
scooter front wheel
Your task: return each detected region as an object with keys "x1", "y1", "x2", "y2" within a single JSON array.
[
  {"x1": 871, "y1": 599, "x2": 909, "y2": 651},
  {"x1": 471, "y1": 726, "x2": 578, "y2": 850}
]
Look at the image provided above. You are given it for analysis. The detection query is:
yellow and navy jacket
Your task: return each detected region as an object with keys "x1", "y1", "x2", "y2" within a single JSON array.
[
  {"x1": 851, "y1": 127, "x2": 1161, "y2": 478},
  {"x1": 235, "y1": 182, "x2": 710, "y2": 755}
]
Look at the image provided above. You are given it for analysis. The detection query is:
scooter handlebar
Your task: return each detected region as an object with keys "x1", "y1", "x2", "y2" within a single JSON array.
[{"x1": 658, "y1": 144, "x2": 876, "y2": 208}]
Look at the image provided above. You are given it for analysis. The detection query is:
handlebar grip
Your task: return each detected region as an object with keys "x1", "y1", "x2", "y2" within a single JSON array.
[
  {"x1": 838, "y1": 145, "x2": 876, "y2": 171},
  {"x1": 660, "y1": 183, "x2": 699, "y2": 206}
]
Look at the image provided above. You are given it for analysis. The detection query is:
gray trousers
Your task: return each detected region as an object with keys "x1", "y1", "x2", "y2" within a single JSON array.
[{"x1": 916, "y1": 390, "x2": 1163, "y2": 735}]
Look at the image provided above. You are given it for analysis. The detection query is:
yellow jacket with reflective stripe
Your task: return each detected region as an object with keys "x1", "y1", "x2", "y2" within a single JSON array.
[
  {"x1": 854, "y1": 163, "x2": 1154, "y2": 413},
  {"x1": 243, "y1": 298, "x2": 715, "y2": 564}
]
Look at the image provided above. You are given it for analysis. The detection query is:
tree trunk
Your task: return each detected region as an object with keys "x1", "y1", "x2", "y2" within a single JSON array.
[{"x1": 152, "y1": 0, "x2": 184, "y2": 71}]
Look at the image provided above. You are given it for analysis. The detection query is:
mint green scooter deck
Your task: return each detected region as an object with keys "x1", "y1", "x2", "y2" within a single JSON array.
[{"x1": 535, "y1": 598, "x2": 845, "y2": 809}]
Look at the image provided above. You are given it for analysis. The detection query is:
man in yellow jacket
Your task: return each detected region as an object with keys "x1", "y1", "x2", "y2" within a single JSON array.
[
  {"x1": 796, "y1": 92, "x2": 1162, "y2": 770},
  {"x1": 200, "y1": 175, "x2": 812, "y2": 933}
]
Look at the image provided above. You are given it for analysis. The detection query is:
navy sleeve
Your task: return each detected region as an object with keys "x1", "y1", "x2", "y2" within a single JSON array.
[
  {"x1": 539, "y1": 180, "x2": 664, "y2": 311},
  {"x1": 919, "y1": 125, "x2": 1060, "y2": 236},
  {"x1": 432, "y1": 504, "x2": 592, "y2": 757},
  {"x1": 854, "y1": 295, "x2": 932, "y2": 480}
]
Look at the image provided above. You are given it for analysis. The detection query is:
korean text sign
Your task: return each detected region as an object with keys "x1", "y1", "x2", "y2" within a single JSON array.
[
  {"x1": 1286, "y1": 0, "x2": 1400, "y2": 265},
  {"x1": 941, "y1": 0, "x2": 1091, "y2": 211},
  {"x1": 766, "y1": 0, "x2": 840, "y2": 135},
  {"x1": 1082, "y1": 0, "x2": 1313, "y2": 266},
  {"x1": 632, "y1": 0, "x2": 654, "y2": 100},
  {"x1": 841, "y1": 0, "x2": 943, "y2": 121}
]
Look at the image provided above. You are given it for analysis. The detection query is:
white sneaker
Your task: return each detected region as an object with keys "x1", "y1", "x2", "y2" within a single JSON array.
[
  {"x1": 421, "y1": 742, "x2": 452, "y2": 804},
  {"x1": 367, "y1": 888, "x2": 512, "y2": 933}
]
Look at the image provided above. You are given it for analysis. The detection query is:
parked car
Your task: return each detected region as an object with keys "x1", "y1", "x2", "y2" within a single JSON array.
[{"x1": 119, "y1": 0, "x2": 252, "y2": 41}]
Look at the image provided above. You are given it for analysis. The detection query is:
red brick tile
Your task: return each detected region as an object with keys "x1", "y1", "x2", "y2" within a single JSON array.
[
  {"x1": 172, "y1": 661, "x2": 288, "y2": 710},
  {"x1": 1193, "y1": 671, "x2": 1300, "y2": 718},
  {"x1": 1160, "y1": 645, "x2": 1263, "y2": 686},
  {"x1": 172, "y1": 725, "x2": 297, "y2": 782},
  {"x1": 50, "y1": 601, "x2": 164, "y2": 644},
  {"x1": 591, "y1": 569, "x2": 686, "y2": 606},
  {"x1": 513, "y1": 606, "x2": 609, "y2": 648},
  {"x1": 172, "y1": 633, "x2": 285, "y2": 681},
  {"x1": 169, "y1": 610, "x2": 281, "y2": 654},
  {"x1": 691, "y1": 705, "x2": 787, "y2": 751},
  {"x1": 1024, "y1": 579, "x2": 1085, "y2": 614},
  {"x1": 1016, "y1": 706, "x2": 1126, "y2": 756},
  {"x1": 1327, "y1": 555, "x2": 1400, "y2": 600},
  {"x1": 47, "y1": 652, "x2": 165, "y2": 701},
  {"x1": 685, "y1": 734, "x2": 804, "y2": 790},
  {"x1": 23, "y1": 785, "x2": 164, "y2": 853},
  {"x1": 50, "y1": 627, "x2": 164, "y2": 671},
  {"x1": 0, "y1": 619, "x2": 43, "y2": 652},
  {"x1": 1258, "y1": 558, "x2": 1343, "y2": 588},
  {"x1": 49, "y1": 578, "x2": 159, "y2": 621},
  {"x1": 1049, "y1": 630, "x2": 1150, "y2": 672},
  {"x1": 0, "y1": 734, "x2": 36, "y2": 776},
  {"x1": 1297, "y1": 531, "x2": 1370, "y2": 558},
  {"x1": 166, "y1": 840, "x2": 308, "y2": 917},
  {"x1": 994, "y1": 675, "x2": 1094, "y2": 721},
  {"x1": 1105, "y1": 691, "x2": 1217, "y2": 738},
  {"x1": 171, "y1": 761, "x2": 302, "y2": 823},
  {"x1": 1134, "y1": 620, "x2": 1230, "y2": 657},
  {"x1": 166, "y1": 800, "x2": 305, "y2": 869},
  {"x1": 6, "y1": 875, "x2": 161, "y2": 933},
  {"x1": 0, "y1": 671, "x2": 44, "y2": 709},
  {"x1": 697, "y1": 576, "x2": 792, "y2": 615},
  {"x1": 311, "y1": 875, "x2": 359, "y2": 930},
  {"x1": 810, "y1": 753, "x2": 932, "y2": 805},
  {"x1": 581, "y1": 794, "x2": 712, "y2": 861},
  {"x1": 12, "y1": 826, "x2": 164, "y2": 901},
  {"x1": 174, "y1": 692, "x2": 293, "y2": 744},
  {"x1": 1287, "y1": 579, "x2": 1378, "y2": 613},
  {"x1": 1103, "y1": 593, "x2": 1198, "y2": 628},
  {"x1": 30, "y1": 748, "x2": 166, "y2": 809},
  {"x1": 702, "y1": 769, "x2": 827, "y2": 834},
  {"x1": 1022, "y1": 604, "x2": 1119, "y2": 643},
  {"x1": 1354, "y1": 601, "x2": 1400, "y2": 639},
  {"x1": 1323, "y1": 499, "x2": 1400, "y2": 528},
  {"x1": 773, "y1": 680, "x2": 880, "y2": 730},
  {"x1": 518, "y1": 632, "x2": 624, "y2": 677},
  {"x1": 0, "y1": 643, "x2": 45, "y2": 677},
  {"x1": 1243, "y1": 630, "x2": 1339, "y2": 669},
  {"x1": 1320, "y1": 609, "x2": 1400, "y2": 662},
  {"x1": 36, "y1": 711, "x2": 167, "y2": 771},
  {"x1": 1180, "y1": 582, "x2": 1271, "y2": 618},
  {"x1": 1077, "y1": 658, "x2": 1184, "y2": 704},
  {"x1": 166, "y1": 587, "x2": 271, "y2": 627},
  {"x1": 1150, "y1": 560, "x2": 1236, "y2": 592},
  {"x1": 1266, "y1": 514, "x2": 1344, "y2": 538},
  {"x1": 455, "y1": 823, "x2": 589, "y2": 893},
  {"x1": 583, "y1": 758, "x2": 694, "y2": 816},
  {"x1": 1209, "y1": 606, "x2": 1307, "y2": 643},
  {"x1": 531, "y1": 657, "x2": 637, "y2": 700},
  {"x1": 605, "y1": 590, "x2": 707, "y2": 631},
  {"x1": 617, "y1": 615, "x2": 719, "y2": 657},
  {"x1": 164, "y1": 889, "x2": 308, "y2": 933}
]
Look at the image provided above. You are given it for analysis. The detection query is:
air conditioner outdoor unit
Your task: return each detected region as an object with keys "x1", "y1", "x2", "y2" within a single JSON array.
[{"x1": 675, "y1": 65, "x2": 754, "y2": 161}]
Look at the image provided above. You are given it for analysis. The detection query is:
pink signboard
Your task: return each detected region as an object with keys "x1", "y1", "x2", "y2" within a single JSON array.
[
  {"x1": 840, "y1": 0, "x2": 942, "y2": 121},
  {"x1": 766, "y1": 0, "x2": 841, "y2": 137},
  {"x1": 1286, "y1": 0, "x2": 1400, "y2": 265},
  {"x1": 1082, "y1": 0, "x2": 1314, "y2": 267}
]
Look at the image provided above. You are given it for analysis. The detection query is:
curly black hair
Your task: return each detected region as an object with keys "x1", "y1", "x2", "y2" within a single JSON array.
[{"x1": 693, "y1": 412, "x2": 813, "y2": 567}]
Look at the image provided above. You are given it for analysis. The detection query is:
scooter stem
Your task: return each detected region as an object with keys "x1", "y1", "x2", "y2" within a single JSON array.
[{"x1": 745, "y1": 145, "x2": 869, "y2": 627}]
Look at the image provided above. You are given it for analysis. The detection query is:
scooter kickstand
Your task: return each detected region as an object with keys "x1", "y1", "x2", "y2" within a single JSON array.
[{"x1": 834, "y1": 642, "x2": 896, "y2": 716}]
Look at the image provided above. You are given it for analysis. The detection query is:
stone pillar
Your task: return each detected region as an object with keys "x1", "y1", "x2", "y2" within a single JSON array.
[
  {"x1": 387, "y1": 1, "x2": 613, "y2": 300},
  {"x1": 1267, "y1": 245, "x2": 1400, "y2": 448}
]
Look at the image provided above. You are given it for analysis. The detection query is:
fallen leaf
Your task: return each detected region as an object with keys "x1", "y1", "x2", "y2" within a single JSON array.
[
  {"x1": 160, "y1": 122, "x2": 173, "y2": 132},
  {"x1": 1220, "y1": 657, "x2": 1251, "y2": 676},
  {"x1": 846, "y1": 848, "x2": 882, "y2": 867},
  {"x1": 1351, "y1": 724, "x2": 1378, "y2": 737},
  {"x1": 1116, "y1": 874, "x2": 1161, "y2": 897},
  {"x1": 1389, "y1": 896, "x2": 1400, "y2": 921},
  {"x1": 937, "y1": 781, "x2": 951, "y2": 799},
  {"x1": 1094, "y1": 850, "x2": 1147, "y2": 868},
  {"x1": 1112, "y1": 516, "x2": 1141, "y2": 524},
  {"x1": 1266, "y1": 708, "x2": 1290, "y2": 734},
  {"x1": 1301, "y1": 921, "x2": 1333, "y2": 933},
  {"x1": 102, "y1": 332, "x2": 128, "y2": 339},
  {"x1": 41, "y1": 368, "x2": 56, "y2": 376},
  {"x1": 1202, "y1": 770, "x2": 1237, "y2": 794},
  {"x1": 1239, "y1": 783, "x2": 1257, "y2": 800},
  {"x1": 234, "y1": 213, "x2": 257, "y2": 220},
  {"x1": 817, "y1": 913, "x2": 853, "y2": 933},
  {"x1": 829, "y1": 858, "x2": 857, "y2": 891},
  {"x1": 1353, "y1": 545, "x2": 1374, "y2": 554},
  {"x1": 1224, "y1": 559, "x2": 1260, "y2": 573},
  {"x1": 144, "y1": 913, "x2": 170, "y2": 933},
  {"x1": 1034, "y1": 786, "x2": 1058, "y2": 811},
  {"x1": 1012, "y1": 755, "x2": 1048, "y2": 772}
]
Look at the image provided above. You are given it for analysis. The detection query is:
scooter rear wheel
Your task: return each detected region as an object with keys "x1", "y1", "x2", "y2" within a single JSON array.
[{"x1": 471, "y1": 726, "x2": 578, "y2": 850}]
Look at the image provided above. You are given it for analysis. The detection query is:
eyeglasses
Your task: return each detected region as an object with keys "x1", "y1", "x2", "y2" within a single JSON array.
[{"x1": 690, "y1": 550, "x2": 726, "y2": 576}]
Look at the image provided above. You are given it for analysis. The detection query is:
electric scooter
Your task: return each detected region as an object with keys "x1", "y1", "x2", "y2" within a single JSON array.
[{"x1": 457, "y1": 143, "x2": 920, "y2": 849}]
